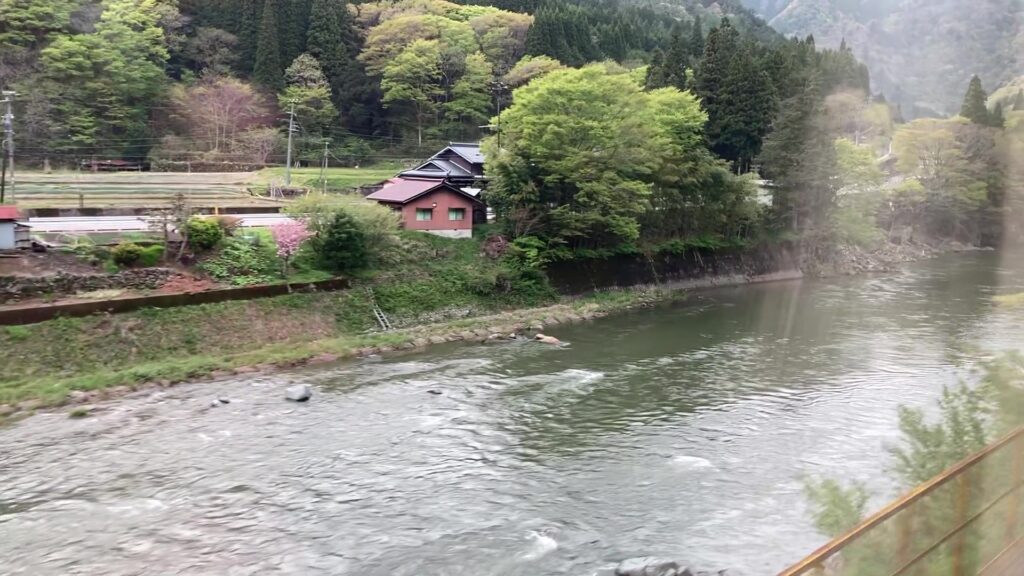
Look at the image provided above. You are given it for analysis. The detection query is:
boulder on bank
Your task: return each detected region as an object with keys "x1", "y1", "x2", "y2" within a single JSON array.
[
  {"x1": 615, "y1": 557, "x2": 691, "y2": 576},
  {"x1": 285, "y1": 385, "x2": 313, "y2": 402}
]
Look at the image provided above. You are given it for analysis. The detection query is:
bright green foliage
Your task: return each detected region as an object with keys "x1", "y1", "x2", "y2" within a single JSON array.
[
  {"x1": 187, "y1": 217, "x2": 225, "y2": 250},
  {"x1": 200, "y1": 235, "x2": 279, "y2": 285},
  {"x1": 360, "y1": 15, "x2": 476, "y2": 76},
  {"x1": 381, "y1": 39, "x2": 443, "y2": 146},
  {"x1": 137, "y1": 245, "x2": 166, "y2": 267},
  {"x1": 279, "y1": 54, "x2": 338, "y2": 135},
  {"x1": 890, "y1": 383, "x2": 990, "y2": 487},
  {"x1": 485, "y1": 64, "x2": 752, "y2": 255},
  {"x1": 38, "y1": 0, "x2": 170, "y2": 157},
  {"x1": 835, "y1": 138, "x2": 883, "y2": 190},
  {"x1": 111, "y1": 242, "x2": 143, "y2": 266},
  {"x1": 252, "y1": 0, "x2": 282, "y2": 89},
  {"x1": 503, "y1": 54, "x2": 564, "y2": 87},
  {"x1": 486, "y1": 65, "x2": 658, "y2": 247},
  {"x1": 445, "y1": 52, "x2": 492, "y2": 135},
  {"x1": 318, "y1": 211, "x2": 369, "y2": 273},
  {"x1": 892, "y1": 117, "x2": 995, "y2": 242},
  {"x1": 0, "y1": 0, "x2": 78, "y2": 53},
  {"x1": 287, "y1": 193, "x2": 400, "y2": 266},
  {"x1": 803, "y1": 478, "x2": 870, "y2": 538}
]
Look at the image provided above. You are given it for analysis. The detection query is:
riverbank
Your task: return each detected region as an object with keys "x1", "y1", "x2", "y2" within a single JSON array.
[
  {"x1": 0, "y1": 285, "x2": 690, "y2": 423},
  {"x1": 0, "y1": 236, "x2": 958, "y2": 424}
]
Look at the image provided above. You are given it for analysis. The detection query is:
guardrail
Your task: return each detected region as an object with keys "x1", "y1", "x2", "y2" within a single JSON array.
[{"x1": 781, "y1": 426, "x2": 1024, "y2": 576}]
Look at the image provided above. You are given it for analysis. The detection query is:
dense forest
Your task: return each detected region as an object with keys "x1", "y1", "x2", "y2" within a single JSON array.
[
  {"x1": 0, "y1": 0, "x2": 1021, "y2": 260},
  {"x1": 0, "y1": 0, "x2": 833, "y2": 168}
]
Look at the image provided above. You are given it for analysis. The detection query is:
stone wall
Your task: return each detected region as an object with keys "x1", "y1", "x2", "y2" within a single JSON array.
[{"x1": 0, "y1": 269, "x2": 178, "y2": 303}]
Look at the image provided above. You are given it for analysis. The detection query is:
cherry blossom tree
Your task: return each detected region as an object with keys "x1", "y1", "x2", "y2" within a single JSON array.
[{"x1": 271, "y1": 220, "x2": 313, "y2": 278}]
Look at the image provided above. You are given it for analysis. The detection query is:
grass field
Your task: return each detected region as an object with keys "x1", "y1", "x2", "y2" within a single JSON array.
[
  {"x1": 249, "y1": 164, "x2": 403, "y2": 193},
  {"x1": 10, "y1": 164, "x2": 404, "y2": 210}
]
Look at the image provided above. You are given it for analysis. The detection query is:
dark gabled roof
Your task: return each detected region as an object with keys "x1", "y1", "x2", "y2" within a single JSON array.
[
  {"x1": 413, "y1": 158, "x2": 472, "y2": 177},
  {"x1": 366, "y1": 178, "x2": 482, "y2": 205},
  {"x1": 446, "y1": 143, "x2": 485, "y2": 165}
]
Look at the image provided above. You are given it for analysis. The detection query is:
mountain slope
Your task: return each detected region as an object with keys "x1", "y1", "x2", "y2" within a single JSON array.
[{"x1": 741, "y1": 0, "x2": 1023, "y2": 117}]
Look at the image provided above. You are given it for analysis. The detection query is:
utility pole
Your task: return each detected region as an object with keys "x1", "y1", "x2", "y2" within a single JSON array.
[
  {"x1": 284, "y1": 100, "x2": 296, "y2": 187},
  {"x1": 0, "y1": 91, "x2": 15, "y2": 204},
  {"x1": 319, "y1": 138, "x2": 330, "y2": 194}
]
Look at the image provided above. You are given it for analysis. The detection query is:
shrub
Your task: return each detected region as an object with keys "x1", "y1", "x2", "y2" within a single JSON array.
[
  {"x1": 138, "y1": 245, "x2": 166, "y2": 267},
  {"x1": 186, "y1": 217, "x2": 224, "y2": 251},
  {"x1": 199, "y1": 237, "x2": 278, "y2": 285},
  {"x1": 317, "y1": 211, "x2": 368, "y2": 273},
  {"x1": 287, "y1": 194, "x2": 400, "y2": 265},
  {"x1": 111, "y1": 242, "x2": 143, "y2": 266}
]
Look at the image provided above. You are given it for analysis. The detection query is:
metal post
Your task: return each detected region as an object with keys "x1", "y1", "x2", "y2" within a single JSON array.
[
  {"x1": 0, "y1": 93, "x2": 13, "y2": 204},
  {"x1": 1007, "y1": 443, "x2": 1024, "y2": 545},
  {"x1": 2, "y1": 91, "x2": 14, "y2": 201},
  {"x1": 320, "y1": 139, "x2": 329, "y2": 194},
  {"x1": 952, "y1": 474, "x2": 971, "y2": 576},
  {"x1": 284, "y1": 101, "x2": 295, "y2": 187}
]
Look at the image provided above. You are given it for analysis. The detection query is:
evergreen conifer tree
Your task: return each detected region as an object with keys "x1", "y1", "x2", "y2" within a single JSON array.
[
  {"x1": 645, "y1": 49, "x2": 667, "y2": 90},
  {"x1": 990, "y1": 102, "x2": 1005, "y2": 128},
  {"x1": 277, "y1": 0, "x2": 312, "y2": 67},
  {"x1": 688, "y1": 14, "x2": 704, "y2": 59},
  {"x1": 236, "y1": 0, "x2": 261, "y2": 72},
  {"x1": 959, "y1": 75, "x2": 989, "y2": 125},
  {"x1": 253, "y1": 0, "x2": 283, "y2": 89},
  {"x1": 663, "y1": 24, "x2": 689, "y2": 90},
  {"x1": 1012, "y1": 89, "x2": 1024, "y2": 111}
]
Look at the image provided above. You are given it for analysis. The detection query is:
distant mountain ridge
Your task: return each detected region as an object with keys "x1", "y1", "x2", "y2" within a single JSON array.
[{"x1": 739, "y1": 0, "x2": 1023, "y2": 117}]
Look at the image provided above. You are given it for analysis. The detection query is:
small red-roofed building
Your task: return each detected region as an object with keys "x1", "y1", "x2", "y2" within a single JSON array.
[{"x1": 365, "y1": 178, "x2": 484, "y2": 239}]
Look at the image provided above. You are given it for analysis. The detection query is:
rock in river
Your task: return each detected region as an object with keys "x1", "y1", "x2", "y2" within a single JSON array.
[
  {"x1": 616, "y1": 557, "x2": 690, "y2": 576},
  {"x1": 285, "y1": 385, "x2": 313, "y2": 402}
]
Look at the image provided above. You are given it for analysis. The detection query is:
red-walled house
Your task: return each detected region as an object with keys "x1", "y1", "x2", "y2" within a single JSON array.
[{"x1": 366, "y1": 178, "x2": 484, "y2": 239}]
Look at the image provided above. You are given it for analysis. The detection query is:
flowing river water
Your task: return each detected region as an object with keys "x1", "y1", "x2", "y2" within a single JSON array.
[{"x1": 3, "y1": 253, "x2": 1024, "y2": 576}]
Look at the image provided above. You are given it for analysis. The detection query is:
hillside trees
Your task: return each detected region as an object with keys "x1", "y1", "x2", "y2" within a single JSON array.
[
  {"x1": 485, "y1": 64, "x2": 759, "y2": 255},
  {"x1": 253, "y1": 0, "x2": 283, "y2": 89},
  {"x1": 35, "y1": 0, "x2": 171, "y2": 159}
]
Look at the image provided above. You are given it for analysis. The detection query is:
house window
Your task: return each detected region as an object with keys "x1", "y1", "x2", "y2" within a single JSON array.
[
  {"x1": 448, "y1": 208, "x2": 465, "y2": 221},
  {"x1": 416, "y1": 208, "x2": 433, "y2": 221}
]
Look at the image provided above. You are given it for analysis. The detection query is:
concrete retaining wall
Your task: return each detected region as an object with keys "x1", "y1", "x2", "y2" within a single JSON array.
[{"x1": 0, "y1": 278, "x2": 350, "y2": 326}]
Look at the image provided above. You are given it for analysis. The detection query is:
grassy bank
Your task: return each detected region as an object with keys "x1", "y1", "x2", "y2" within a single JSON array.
[{"x1": 0, "y1": 231, "x2": 682, "y2": 418}]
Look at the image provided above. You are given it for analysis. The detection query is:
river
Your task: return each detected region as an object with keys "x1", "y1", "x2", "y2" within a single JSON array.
[{"x1": 2, "y1": 253, "x2": 1024, "y2": 576}]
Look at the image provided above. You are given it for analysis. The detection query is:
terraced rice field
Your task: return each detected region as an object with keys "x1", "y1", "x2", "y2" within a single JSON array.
[{"x1": 12, "y1": 172, "x2": 283, "y2": 210}]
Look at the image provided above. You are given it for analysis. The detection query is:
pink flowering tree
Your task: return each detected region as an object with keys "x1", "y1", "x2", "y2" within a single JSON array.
[{"x1": 270, "y1": 220, "x2": 313, "y2": 278}]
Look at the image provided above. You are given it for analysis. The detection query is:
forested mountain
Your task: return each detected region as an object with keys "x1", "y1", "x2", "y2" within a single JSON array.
[
  {"x1": 739, "y1": 0, "x2": 1023, "y2": 117},
  {"x1": 0, "y1": 0, "x2": 811, "y2": 167}
]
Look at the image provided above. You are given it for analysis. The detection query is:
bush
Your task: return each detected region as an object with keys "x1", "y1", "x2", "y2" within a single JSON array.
[
  {"x1": 317, "y1": 211, "x2": 368, "y2": 273},
  {"x1": 111, "y1": 242, "x2": 143, "y2": 266},
  {"x1": 138, "y1": 245, "x2": 166, "y2": 267},
  {"x1": 287, "y1": 194, "x2": 400, "y2": 265},
  {"x1": 186, "y1": 217, "x2": 224, "y2": 251},
  {"x1": 199, "y1": 237, "x2": 278, "y2": 285}
]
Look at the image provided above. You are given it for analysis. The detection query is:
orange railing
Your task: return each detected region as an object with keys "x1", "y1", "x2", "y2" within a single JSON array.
[{"x1": 780, "y1": 426, "x2": 1024, "y2": 576}]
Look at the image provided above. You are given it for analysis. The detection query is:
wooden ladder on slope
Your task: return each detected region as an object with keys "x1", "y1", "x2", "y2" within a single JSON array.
[{"x1": 366, "y1": 288, "x2": 393, "y2": 331}]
